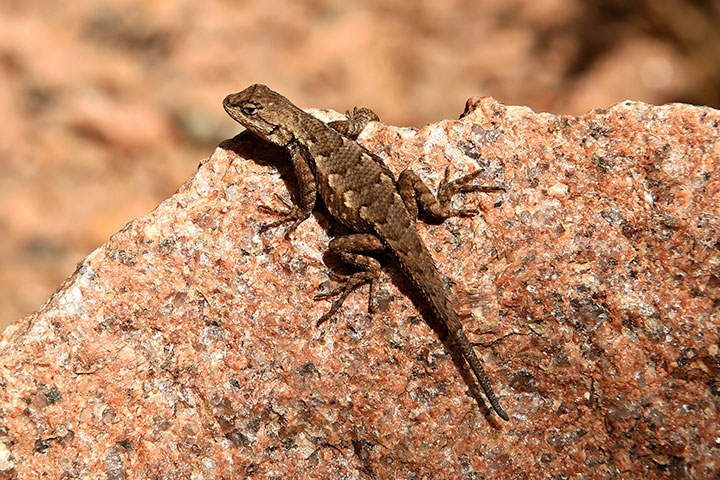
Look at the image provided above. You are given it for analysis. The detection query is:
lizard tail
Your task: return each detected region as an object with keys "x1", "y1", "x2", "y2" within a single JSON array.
[
  {"x1": 392, "y1": 235, "x2": 509, "y2": 421},
  {"x1": 426, "y1": 283, "x2": 509, "y2": 421},
  {"x1": 444, "y1": 317, "x2": 510, "y2": 421}
]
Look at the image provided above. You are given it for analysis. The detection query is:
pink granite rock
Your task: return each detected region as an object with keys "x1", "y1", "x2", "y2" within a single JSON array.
[{"x1": 0, "y1": 98, "x2": 718, "y2": 478}]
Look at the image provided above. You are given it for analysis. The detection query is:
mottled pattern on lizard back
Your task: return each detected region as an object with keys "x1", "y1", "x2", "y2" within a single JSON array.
[{"x1": 223, "y1": 84, "x2": 509, "y2": 420}]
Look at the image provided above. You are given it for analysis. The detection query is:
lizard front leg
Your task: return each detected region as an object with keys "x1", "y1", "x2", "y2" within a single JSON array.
[
  {"x1": 398, "y1": 167, "x2": 503, "y2": 221},
  {"x1": 259, "y1": 145, "x2": 316, "y2": 234},
  {"x1": 330, "y1": 105, "x2": 502, "y2": 221},
  {"x1": 327, "y1": 107, "x2": 379, "y2": 139},
  {"x1": 314, "y1": 233, "x2": 385, "y2": 324}
]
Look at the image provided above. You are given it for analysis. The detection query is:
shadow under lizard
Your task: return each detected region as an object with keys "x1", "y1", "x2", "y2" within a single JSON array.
[{"x1": 223, "y1": 84, "x2": 509, "y2": 421}]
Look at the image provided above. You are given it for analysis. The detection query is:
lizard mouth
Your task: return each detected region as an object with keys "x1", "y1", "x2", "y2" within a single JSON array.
[{"x1": 222, "y1": 94, "x2": 237, "y2": 112}]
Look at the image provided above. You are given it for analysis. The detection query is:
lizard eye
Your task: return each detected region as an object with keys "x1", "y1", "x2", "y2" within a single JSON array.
[{"x1": 241, "y1": 102, "x2": 260, "y2": 116}]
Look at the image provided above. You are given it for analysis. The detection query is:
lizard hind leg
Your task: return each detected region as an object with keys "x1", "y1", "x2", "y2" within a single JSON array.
[{"x1": 314, "y1": 233, "x2": 386, "y2": 325}]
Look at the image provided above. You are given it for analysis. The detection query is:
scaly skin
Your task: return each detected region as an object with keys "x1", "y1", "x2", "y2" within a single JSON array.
[{"x1": 223, "y1": 84, "x2": 508, "y2": 420}]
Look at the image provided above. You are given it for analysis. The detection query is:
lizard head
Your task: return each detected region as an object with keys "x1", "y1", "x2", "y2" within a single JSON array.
[{"x1": 223, "y1": 84, "x2": 298, "y2": 146}]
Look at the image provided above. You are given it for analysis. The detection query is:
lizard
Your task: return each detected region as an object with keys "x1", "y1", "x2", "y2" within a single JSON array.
[{"x1": 223, "y1": 84, "x2": 509, "y2": 421}]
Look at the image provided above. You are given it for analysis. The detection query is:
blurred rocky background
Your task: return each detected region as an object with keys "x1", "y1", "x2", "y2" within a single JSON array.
[{"x1": 1, "y1": 0, "x2": 720, "y2": 331}]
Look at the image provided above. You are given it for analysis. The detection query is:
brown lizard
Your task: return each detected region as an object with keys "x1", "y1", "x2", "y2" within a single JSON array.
[{"x1": 223, "y1": 84, "x2": 509, "y2": 420}]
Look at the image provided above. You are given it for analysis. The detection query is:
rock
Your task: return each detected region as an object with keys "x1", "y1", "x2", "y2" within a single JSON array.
[{"x1": 0, "y1": 98, "x2": 718, "y2": 478}]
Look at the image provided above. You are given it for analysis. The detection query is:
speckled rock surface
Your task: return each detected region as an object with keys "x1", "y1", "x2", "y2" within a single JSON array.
[{"x1": 1, "y1": 98, "x2": 718, "y2": 478}]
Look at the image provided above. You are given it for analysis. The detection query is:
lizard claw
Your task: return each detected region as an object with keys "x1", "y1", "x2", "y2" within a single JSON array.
[
  {"x1": 258, "y1": 194, "x2": 310, "y2": 235},
  {"x1": 258, "y1": 193, "x2": 294, "y2": 216},
  {"x1": 437, "y1": 167, "x2": 504, "y2": 217},
  {"x1": 314, "y1": 272, "x2": 378, "y2": 325}
]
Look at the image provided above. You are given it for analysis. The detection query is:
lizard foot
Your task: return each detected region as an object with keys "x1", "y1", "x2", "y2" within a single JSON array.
[
  {"x1": 437, "y1": 167, "x2": 505, "y2": 217},
  {"x1": 314, "y1": 233, "x2": 385, "y2": 324},
  {"x1": 258, "y1": 194, "x2": 311, "y2": 235},
  {"x1": 328, "y1": 107, "x2": 380, "y2": 139},
  {"x1": 314, "y1": 271, "x2": 379, "y2": 325}
]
